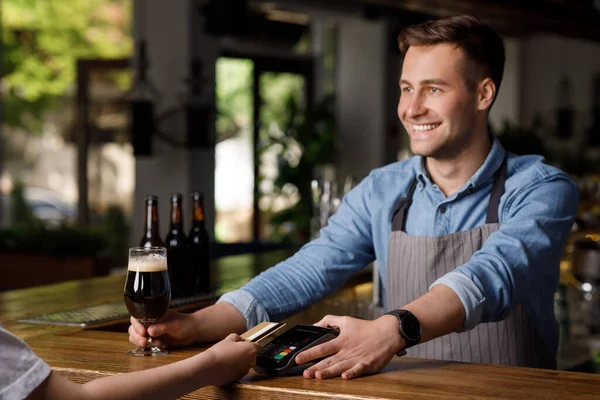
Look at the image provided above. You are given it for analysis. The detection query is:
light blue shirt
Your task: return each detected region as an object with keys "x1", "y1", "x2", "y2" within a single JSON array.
[{"x1": 218, "y1": 137, "x2": 579, "y2": 354}]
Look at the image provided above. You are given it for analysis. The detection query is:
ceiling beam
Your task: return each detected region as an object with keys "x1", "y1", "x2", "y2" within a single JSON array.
[{"x1": 267, "y1": 0, "x2": 600, "y2": 42}]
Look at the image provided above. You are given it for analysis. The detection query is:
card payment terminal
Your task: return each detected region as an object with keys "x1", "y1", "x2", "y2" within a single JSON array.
[{"x1": 253, "y1": 324, "x2": 339, "y2": 376}]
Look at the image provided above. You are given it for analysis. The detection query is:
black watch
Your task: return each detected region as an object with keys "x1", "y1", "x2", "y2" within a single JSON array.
[{"x1": 384, "y1": 309, "x2": 421, "y2": 355}]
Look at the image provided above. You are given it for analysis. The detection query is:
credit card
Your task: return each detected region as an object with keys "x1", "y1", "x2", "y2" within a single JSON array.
[{"x1": 241, "y1": 322, "x2": 287, "y2": 346}]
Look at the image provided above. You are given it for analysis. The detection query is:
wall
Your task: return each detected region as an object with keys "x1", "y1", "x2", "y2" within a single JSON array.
[
  {"x1": 336, "y1": 17, "x2": 392, "y2": 181},
  {"x1": 489, "y1": 37, "x2": 522, "y2": 130},
  {"x1": 520, "y1": 34, "x2": 600, "y2": 152}
]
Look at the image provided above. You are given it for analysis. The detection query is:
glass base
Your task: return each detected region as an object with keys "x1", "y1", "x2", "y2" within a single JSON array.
[{"x1": 127, "y1": 346, "x2": 168, "y2": 357}]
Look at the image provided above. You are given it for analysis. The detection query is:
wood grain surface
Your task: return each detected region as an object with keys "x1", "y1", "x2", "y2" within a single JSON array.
[{"x1": 28, "y1": 330, "x2": 600, "y2": 399}]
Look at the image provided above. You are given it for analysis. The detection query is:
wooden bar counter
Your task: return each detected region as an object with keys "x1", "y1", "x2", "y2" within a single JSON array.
[{"x1": 2, "y1": 251, "x2": 600, "y2": 399}]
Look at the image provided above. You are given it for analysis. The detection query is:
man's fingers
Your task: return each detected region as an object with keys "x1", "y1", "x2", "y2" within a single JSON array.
[
  {"x1": 130, "y1": 316, "x2": 146, "y2": 336},
  {"x1": 295, "y1": 338, "x2": 339, "y2": 365},
  {"x1": 303, "y1": 368, "x2": 315, "y2": 379},
  {"x1": 147, "y1": 322, "x2": 167, "y2": 337},
  {"x1": 129, "y1": 335, "x2": 148, "y2": 347},
  {"x1": 313, "y1": 314, "x2": 342, "y2": 329},
  {"x1": 341, "y1": 362, "x2": 368, "y2": 380},
  {"x1": 315, "y1": 359, "x2": 355, "y2": 380},
  {"x1": 302, "y1": 355, "x2": 335, "y2": 379},
  {"x1": 128, "y1": 323, "x2": 148, "y2": 347}
]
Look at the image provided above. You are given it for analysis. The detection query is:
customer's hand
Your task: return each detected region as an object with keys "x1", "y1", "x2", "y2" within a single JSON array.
[
  {"x1": 128, "y1": 311, "x2": 198, "y2": 348},
  {"x1": 203, "y1": 334, "x2": 261, "y2": 386},
  {"x1": 295, "y1": 314, "x2": 402, "y2": 380}
]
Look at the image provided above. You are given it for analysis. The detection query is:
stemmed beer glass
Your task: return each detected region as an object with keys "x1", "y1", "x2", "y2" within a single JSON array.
[{"x1": 124, "y1": 247, "x2": 171, "y2": 356}]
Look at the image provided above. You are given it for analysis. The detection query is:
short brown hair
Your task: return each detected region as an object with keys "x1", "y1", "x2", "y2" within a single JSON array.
[{"x1": 398, "y1": 15, "x2": 505, "y2": 97}]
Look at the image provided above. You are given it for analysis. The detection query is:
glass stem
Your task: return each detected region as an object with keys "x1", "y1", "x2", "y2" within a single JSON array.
[{"x1": 142, "y1": 321, "x2": 154, "y2": 347}]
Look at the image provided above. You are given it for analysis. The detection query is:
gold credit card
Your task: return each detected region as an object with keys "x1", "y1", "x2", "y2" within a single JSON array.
[{"x1": 241, "y1": 322, "x2": 287, "y2": 347}]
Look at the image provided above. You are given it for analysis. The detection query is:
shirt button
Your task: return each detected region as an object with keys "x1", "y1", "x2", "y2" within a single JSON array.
[{"x1": 440, "y1": 206, "x2": 447, "y2": 213}]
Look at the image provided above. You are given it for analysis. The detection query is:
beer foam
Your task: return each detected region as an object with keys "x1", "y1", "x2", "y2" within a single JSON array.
[{"x1": 128, "y1": 254, "x2": 167, "y2": 272}]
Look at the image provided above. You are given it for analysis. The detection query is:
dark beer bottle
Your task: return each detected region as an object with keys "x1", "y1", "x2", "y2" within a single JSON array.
[
  {"x1": 165, "y1": 193, "x2": 191, "y2": 298},
  {"x1": 188, "y1": 191, "x2": 211, "y2": 293},
  {"x1": 139, "y1": 195, "x2": 165, "y2": 248}
]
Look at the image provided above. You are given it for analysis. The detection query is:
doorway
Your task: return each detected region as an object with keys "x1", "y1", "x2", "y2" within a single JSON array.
[{"x1": 215, "y1": 53, "x2": 313, "y2": 243}]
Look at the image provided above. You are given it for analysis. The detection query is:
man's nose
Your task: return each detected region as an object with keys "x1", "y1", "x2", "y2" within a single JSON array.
[{"x1": 405, "y1": 94, "x2": 427, "y2": 118}]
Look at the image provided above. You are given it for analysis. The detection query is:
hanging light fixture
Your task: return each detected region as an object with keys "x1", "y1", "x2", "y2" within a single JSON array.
[{"x1": 129, "y1": 40, "x2": 161, "y2": 156}]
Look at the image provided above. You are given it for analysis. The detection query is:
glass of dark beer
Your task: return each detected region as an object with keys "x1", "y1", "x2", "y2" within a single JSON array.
[{"x1": 124, "y1": 247, "x2": 171, "y2": 356}]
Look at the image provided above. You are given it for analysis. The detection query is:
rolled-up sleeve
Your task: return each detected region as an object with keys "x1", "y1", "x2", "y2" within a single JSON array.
[
  {"x1": 430, "y1": 273, "x2": 486, "y2": 330},
  {"x1": 217, "y1": 289, "x2": 271, "y2": 330},
  {"x1": 0, "y1": 326, "x2": 52, "y2": 400},
  {"x1": 431, "y1": 172, "x2": 578, "y2": 331}
]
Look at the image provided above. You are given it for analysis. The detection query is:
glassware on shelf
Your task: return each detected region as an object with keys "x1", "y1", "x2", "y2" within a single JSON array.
[{"x1": 309, "y1": 165, "x2": 355, "y2": 240}]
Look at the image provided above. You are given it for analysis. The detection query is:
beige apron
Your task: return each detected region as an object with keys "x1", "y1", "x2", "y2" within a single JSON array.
[{"x1": 385, "y1": 158, "x2": 556, "y2": 368}]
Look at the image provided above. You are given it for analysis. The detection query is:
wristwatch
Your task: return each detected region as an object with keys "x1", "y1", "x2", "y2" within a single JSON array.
[{"x1": 384, "y1": 309, "x2": 421, "y2": 355}]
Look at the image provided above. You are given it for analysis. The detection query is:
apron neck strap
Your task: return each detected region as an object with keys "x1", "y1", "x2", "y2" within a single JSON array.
[
  {"x1": 391, "y1": 178, "x2": 418, "y2": 232},
  {"x1": 485, "y1": 155, "x2": 508, "y2": 224},
  {"x1": 391, "y1": 154, "x2": 509, "y2": 231}
]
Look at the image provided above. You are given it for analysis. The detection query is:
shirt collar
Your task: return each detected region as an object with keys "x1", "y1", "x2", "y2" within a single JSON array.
[{"x1": 415, "y1": 135, "x2": 506, "y2": 193}]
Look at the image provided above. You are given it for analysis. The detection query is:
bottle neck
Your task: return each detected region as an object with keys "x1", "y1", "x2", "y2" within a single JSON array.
[
  {"x1": 144, "y1": 203, "x2": 160, "y2": 237},
  {"x1": 170, "y1": 201, "x2": 184, "y2": 232},
  {"x1": 192, "y1": 200, "x2": 205, "y2": 228}
]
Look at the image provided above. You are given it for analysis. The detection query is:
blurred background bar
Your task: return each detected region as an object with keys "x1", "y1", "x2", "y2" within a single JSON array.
[{"x1": 1, "y1": 0, "x2": 600, "y2": 374}]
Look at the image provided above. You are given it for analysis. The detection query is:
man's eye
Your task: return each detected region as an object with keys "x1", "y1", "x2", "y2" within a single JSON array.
[
  {"x1": 401, "y1": 87, "x2": 413, "y2": 93},
  {"x1": 428, "y1": 87, "x2": 440, "y2": 93}
]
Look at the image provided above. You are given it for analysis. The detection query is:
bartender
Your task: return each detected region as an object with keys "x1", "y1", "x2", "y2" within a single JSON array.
[{"x1": 129, "y1": 14, "x2": 579, "y2": 379}]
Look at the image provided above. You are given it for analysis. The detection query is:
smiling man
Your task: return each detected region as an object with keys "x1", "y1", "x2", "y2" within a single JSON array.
[{"x1": 129, "y1": 15, "x2": 579, "y2": 379}]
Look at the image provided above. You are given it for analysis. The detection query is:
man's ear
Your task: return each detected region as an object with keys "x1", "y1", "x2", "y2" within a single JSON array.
[{"x1": 477, "y1": 78, "x2": 496, "y2": 111}]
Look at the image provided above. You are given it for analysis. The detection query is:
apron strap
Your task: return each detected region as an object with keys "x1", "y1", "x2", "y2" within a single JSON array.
[
  {"x1": 485, "y1": 155, "x2": 508, "y2": 224},
  {"x1": 391, "y1": 178, "x2": 418, "y2": 232},
  {"x1": 391, "y1": 154, "x2": 508, "y2": 230}
]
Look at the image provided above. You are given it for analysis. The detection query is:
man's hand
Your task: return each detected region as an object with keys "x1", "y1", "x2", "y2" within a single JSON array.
[
  {"x1": 128, "y1": 311, "x2": 199, "y2": 349},
  {"x1": 295, "y1": 314, "x2": 403, "y2": 380},
  {"x1": 129, "y1": 303, "x2": 248, "y2": 349}
]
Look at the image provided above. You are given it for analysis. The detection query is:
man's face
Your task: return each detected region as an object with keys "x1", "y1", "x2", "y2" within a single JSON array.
[{"x1": 398, "y1": 44, "x2": 479, "y2": 160}]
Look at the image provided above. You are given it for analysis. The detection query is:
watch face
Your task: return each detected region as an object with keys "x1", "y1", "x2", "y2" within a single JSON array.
[{"x1": 402, "y1": 313, "x2": 421, "y2": 340}]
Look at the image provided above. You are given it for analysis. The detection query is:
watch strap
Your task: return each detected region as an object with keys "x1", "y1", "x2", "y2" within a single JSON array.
[{"x1": 384, "y1": 309, "x2": 421, "y2": 355}]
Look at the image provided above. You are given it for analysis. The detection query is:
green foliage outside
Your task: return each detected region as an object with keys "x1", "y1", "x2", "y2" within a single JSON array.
[
  {"x1": 261, "y1": 93, "x2": 336, "y2": 243},
  {"x1": 0, "y1": 0, "x2": 133, "y2": 263},
  {"x1": 257, "y1": 72, "x2": 336, "y2": 242},
  {"x1": 2, "y1": 0, "x2": 132, "y2": 131},
  {"x1": 215, "y1": 58, "x2": 253, "y2": 142},
  {"x1": 215, "y1": 58, "x2": 337, "y2": 243}
]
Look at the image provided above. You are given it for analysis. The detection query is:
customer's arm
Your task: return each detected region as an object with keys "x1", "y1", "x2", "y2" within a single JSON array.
[{"x1": 28, "y1": 334, "x2": 259, "y2": 400}]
